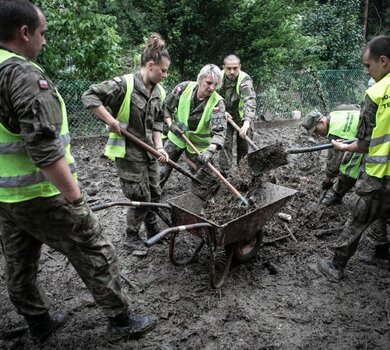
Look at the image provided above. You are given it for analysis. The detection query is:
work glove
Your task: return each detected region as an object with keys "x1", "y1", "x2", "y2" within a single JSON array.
[
  {"x1": 198, "y1": 148, "x2": 216, "y2": 165},
  {"x1": 321, "y1": 177, "x2": 334, "y2": 190},
  {"x1": 68, "y1": 193, "x2": 96, "y2": 232},
  {"x1": 169, "y1": 124, "x2": 184, "y2": 138}
]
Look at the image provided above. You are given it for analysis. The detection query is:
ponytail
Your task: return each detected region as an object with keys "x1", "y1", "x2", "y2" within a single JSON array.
[{"x1": 141, "y1": 32, "x2": 170, "y2": 66}]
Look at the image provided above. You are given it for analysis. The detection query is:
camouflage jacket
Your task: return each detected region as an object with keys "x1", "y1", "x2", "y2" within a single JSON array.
[
  {"x1": 82, "y1": 71, "x2": 164, "y2": 166},
  {"x1": 219, "y1": 72, "x2": 256, "y2": 124},
  {"x1": 0, "y1": 49, "x2": 65, "y2": 167},
  {"x1": 164, "y1": 81, "x2": 226, "y2": 148}
]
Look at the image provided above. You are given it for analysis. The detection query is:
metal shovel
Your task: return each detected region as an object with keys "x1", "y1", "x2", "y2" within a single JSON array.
[{"x1": 225, "y1": 113, "x2": 288, "y2": 176}]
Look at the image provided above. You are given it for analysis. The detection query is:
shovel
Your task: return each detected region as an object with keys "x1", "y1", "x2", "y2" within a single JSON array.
[
  {"x1": 225, "y1": 113, "x2": 288, "y2": 176},
  {"x1": 116, "y1": 127, "x2": 201, "y2": 184},
  {"x1": 180, "y1": 133, "x2": 250, "y2": 206}
]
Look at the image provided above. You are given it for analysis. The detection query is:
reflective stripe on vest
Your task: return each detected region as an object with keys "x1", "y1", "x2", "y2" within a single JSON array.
[
  {"x1": 365, "y1": 73, "x2": 390, "y2": 178},
  {"x1": 339, "y1": 153, "x2": 363, "y2": 179},
  {"x1": 104, "y1": 74, "x2": 166, "y2": 160},
  {"x1": 0, "y1": 49, "x2": 77, "y2": 203},
  {"x1": 327, "y1": 110, "x2": 360, "y2": 140},
  {"x1": 167, "y1": 82, "x2": 223, "y2": 153}
]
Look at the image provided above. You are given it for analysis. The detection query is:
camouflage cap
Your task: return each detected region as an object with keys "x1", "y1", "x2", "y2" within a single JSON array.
[{"x1": 302, "y1": 111, "x2": 323, "y2": 134}]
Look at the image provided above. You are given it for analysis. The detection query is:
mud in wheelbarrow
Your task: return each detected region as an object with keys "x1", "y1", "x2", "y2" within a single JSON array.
[{"x1": 146, "y1": 182, "x2": 297, "y2": 289}]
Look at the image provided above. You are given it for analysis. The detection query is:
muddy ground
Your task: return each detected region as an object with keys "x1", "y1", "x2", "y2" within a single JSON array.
[{"x1": 1, "y1": 120, "x2": 390, "y2": 350}]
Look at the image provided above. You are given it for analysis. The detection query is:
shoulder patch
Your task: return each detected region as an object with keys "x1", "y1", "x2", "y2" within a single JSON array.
[
  {"x1": 38, "y1": 79, "x2": 49, "y2": 90},
  {"x1": 113, "y1": 76, "x2": 122, "y2": 83},
  {"x1": 175, "y1": 86, "x2": 182, "y2": 93},
  {"x1": 212, "y1": 107, "x2": 220, "y2": 113}
]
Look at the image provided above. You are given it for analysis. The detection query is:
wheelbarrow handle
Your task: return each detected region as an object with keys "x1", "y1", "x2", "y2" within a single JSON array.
[
  {"x1": 225, "y1": 112, "x2": 258, "y2": 150},
  {"x1": 180, "y1": 133, "x2": 249, "y2": 206},
  {"x1": 145, "y1": 223, "x2": 213, "y2": 247},
  {"x1": 286, "y1": 139, "x2": 356, "y2": 154},
  {"x1": 114, "y1": 127, "x2": 201, "y2": 184},
  {"x1": 91, "y1": 201, "x2": 171, "y2": 212}
]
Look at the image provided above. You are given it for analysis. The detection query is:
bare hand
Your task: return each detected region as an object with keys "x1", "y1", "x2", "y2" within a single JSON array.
[
  {"x1": 107, "y1": 120, "x2": 121, "y2": 135},
  {"x1": 156, "y1": 148, "x2": 169, "y2": 164},
  {"x1": 239, "y1": 121, "x2": 250, "y2": 138},
  {"x1": 331, "y1": 139, "x2": 349, "y2": 151}
]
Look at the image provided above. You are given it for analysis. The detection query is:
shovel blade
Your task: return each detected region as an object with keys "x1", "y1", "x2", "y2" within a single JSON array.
[{"x1": 247, "y1": 143, "x2": 288, "y2": 177}]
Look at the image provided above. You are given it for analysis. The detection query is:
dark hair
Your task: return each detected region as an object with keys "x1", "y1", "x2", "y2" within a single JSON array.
[
  {"x1": 0, "y1": 0, "x2": 40, "y2": 42},
  {"x1": 364, "y1": 35, "x2": 390, "y2": 60},
  {"x1": 140, "y1": 33, "x2": 170, "y2": 66}
]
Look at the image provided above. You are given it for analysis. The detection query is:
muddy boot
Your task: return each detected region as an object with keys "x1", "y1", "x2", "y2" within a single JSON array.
[
  {"x1": 359, "y1": 242, "x2": 390, "y2": 268},
  {"x1": 321, "y1": 190, "x2": 342, "y2": 206},
  {"x1": 144, "y1": 221, "x2": 161, "y2": 240},
  {"x1": 317, "y1": 256, "x2": 346, "y2": 282},
  {"x1": 25, "y1": 310, "x2": 67, "y2": 343},
  {"x1": 125, "y1": 228, "x2": 145, "y2": 250},
  {"x1": 107, "y1": 311, "x2": 156, "y2": 338}
]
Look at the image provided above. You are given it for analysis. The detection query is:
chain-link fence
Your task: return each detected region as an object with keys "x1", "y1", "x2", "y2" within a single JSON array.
[{"x1": 57, "y1": 69, "x2": 369, "y2": 137}]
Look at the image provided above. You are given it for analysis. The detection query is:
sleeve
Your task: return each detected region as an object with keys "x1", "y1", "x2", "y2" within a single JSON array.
[
  {"x1": 9, "y1": 63, "x2": 65, "y2": 167},
  {"x1": 81, "y1": 76, "x2": 126, "y2": 112},
  {"x1": 240, "y1": 75, "x2": 257, "y2": 122},
  {"x1": 164, "y1": 82, "x2": 188, "y2": 121},
  {"x1": 210, "y1": 99, "x2": 227, "y2": 148},
  {"x1": 356, "y1": 95, "x2": 378, "y2": 153}
]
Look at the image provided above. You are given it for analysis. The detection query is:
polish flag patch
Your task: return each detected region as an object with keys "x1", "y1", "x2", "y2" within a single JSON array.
[
  {"x1": 212, "y1": 107, "x2": 220, "y2": 113},
  {"x1": 176, "y1": 86, "x2": 181, "y2": 93},
  {"x1": 38, "y1": 79, "x2": 49, "y2": 89}
]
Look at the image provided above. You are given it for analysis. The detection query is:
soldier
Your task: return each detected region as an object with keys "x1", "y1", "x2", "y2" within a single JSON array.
[
  {"x1": 218, "y1": 54, "x2": 256, "y2": 177},
  {"x1": 82, "y1": 33, "x2": 169, "y2": 248},
  {"x1": 160, "y1": 64, "x2": 226, "y2": 188},
  {"x1": 318, "y1": 35, "x2": 390, "y2": 282},
  {"x1": 302, "y1": 105, "x2": 363, "y2": 206},
  {"x1": 0, "y1": 0, "x2": 156, "y2": 342}
]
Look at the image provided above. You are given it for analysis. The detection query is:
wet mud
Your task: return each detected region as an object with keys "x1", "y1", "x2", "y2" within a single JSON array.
[{"x1": 1, "y1": 123, "x2": 390, "y2": 350}]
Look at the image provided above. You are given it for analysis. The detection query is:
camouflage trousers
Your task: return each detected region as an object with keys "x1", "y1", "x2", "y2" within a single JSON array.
[
  {"x1": 160, "y1": 139, "x2": 202, "y2": 189},
  {"x1": 334, "y1": 175, "x2": 390, "y2": 262},
  {"x1": 0, "y1": 195, "x2": 129, "y2": 318},
  {"x1": 118, "y1": 160, "x2": 161, "y2": 233},
  {"x1": 333, "y1": 173, "x2": 356, "y2": 197},
  {"x1": 219, "y1": 122, "x2": 253, "y2": 176}
]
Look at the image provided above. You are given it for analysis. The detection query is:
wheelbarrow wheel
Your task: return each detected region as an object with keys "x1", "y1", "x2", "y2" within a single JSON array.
[{"x1": 228, "y1": 229, "x2": 264, "y2": 264}]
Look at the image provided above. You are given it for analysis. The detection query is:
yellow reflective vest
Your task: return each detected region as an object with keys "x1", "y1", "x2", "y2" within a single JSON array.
[
  {"x1": 365, "y1": 73, "x2": 390, "y2": 179},
  {"x1": 167, "y1": 82, "x2": 223, "y2": 153},
  {"x1": 327, "y1": 110, "x2": 363, "y2": 179},
  {"x1": 104, "y1": 74, "x2": 166, "y2": 160},
  {"x1": 0, "y1": 49, "x2": 76, "y2": 203}
]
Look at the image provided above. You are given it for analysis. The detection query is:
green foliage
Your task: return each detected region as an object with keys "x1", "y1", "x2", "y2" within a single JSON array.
[
  {"x1": 302, "y1": 0, "x2": 365, "y2": 69},
  {"x1": 35, "y1": 0, "x2": 122, "y2": 80}
]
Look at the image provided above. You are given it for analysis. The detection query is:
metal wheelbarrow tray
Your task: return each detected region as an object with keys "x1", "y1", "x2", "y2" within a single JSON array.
[{"x1": 148, "y1": 182, "x2": 297, "y2": 288}]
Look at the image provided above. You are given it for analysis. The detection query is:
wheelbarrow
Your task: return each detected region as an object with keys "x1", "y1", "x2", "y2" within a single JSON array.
[{"x1": 146, "y1": 182, "x2": 297, "y2": 288}]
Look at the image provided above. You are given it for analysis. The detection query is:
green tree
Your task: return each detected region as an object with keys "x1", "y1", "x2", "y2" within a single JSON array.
[
  {"x1": 302, "y1": 0, "x2": 365, "y2": 69},
  {"x1": 35, "y1": 0, "x2": 122, "y2": 80}
]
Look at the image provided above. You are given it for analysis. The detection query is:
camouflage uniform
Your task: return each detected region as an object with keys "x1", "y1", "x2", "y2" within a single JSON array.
[
  {"x1": 81, "y1": 72, "x2": 164, "y2": 234},
  {"x1": 160, "y1": 81, "x2": 226, "y2": 188},
  {"x1": 333, "y1": 96, "x2": 390, "y2": 264},
  {"x1": 218, "y1": 72, "x2": 256, "y2": 176},
  {"x1": 0, "y1": 51, "x2": 128, "y2": 318}
]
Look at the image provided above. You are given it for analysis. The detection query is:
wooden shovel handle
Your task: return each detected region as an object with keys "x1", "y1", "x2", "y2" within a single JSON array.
[
  {"x1": 181, "y1": 133, "x2": 248, "y2": 206},
  {"x1": 225, "y1": 112, "x2": 258, "y2": 150}
]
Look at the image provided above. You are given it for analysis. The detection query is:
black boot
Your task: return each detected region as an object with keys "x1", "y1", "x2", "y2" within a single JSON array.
[
  {"x1": 321, "y1": 190, "x2": 343, "y2": 206},
  {"x1": 125, "y1": 228, "x2": 144, "y2": 249},
  {"x1": 108, "y1": 311, "x2": 156, "y2": 338},
  {"x1": 374, "y1": 243, "x2": 390, "y2": 260},
  {"x1": 25, "y1": 310, "x2": 66, "y2": 342},
  {"x1": 144, "y1": 221, "x2": 161, "y2": 240},
  {"x1": 317, "y1": 256, "x2": 347, "y2": 282}
]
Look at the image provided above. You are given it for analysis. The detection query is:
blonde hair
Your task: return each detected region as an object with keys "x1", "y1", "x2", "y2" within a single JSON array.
[
  {"x1": 197, "y1": 64, "x2": 222, "y2": 88},
  {"x1": 141, "y1": 32, "x2": 170, "y2": 66}
]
